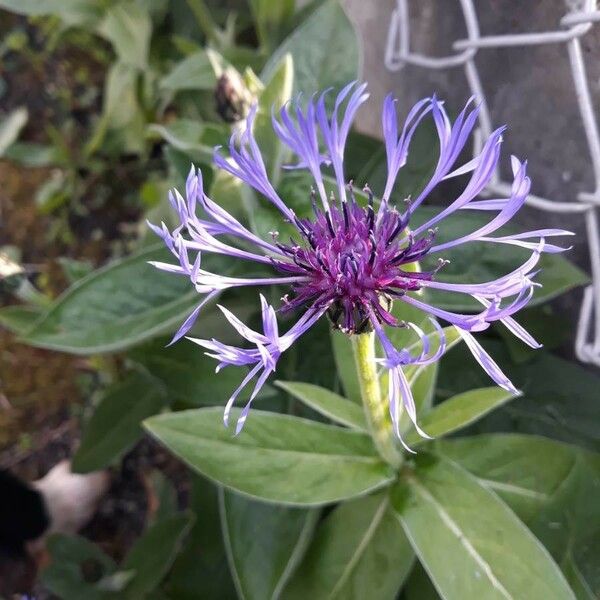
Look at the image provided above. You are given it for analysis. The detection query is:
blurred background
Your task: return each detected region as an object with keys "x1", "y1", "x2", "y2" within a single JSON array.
[{"x1": 0, "y1": 1, "x2": 598, "y2": 598}]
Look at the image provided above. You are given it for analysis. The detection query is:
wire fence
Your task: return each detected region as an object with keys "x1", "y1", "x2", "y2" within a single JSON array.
[{"x1": 385, "y1": 0, "x2": 600, "y2": 366}]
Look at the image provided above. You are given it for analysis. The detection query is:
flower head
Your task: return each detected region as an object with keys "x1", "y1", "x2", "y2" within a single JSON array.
[{"x1": 150, "y1": 83, "x2": 571, "y2": 446}]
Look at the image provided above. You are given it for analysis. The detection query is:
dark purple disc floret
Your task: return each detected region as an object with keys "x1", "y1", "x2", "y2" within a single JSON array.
[{"x1": 273, "y1": 186, "x2": 433, "y2": 333}]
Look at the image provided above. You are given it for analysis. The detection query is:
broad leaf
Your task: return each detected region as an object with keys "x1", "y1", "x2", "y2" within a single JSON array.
[
  {"x1": 399, "y1": 325, "x2": 463, "y2": 429},
  {"x1": 0, "y1": 0, "x2": 101, "y2": 25},
  {"x1": 0, "y1": 107, "x2": 27, "y2": 156},
  {"x1": 393, "y1": 455, "x2": 575, "y2": 600},
  {"x1": 435, "y1": 434, "x2": 579, "y2": 522},
  {"x1": 249, "y1": 0, "x2": 295, "y2": 51},
  {"x1": 148, "y1": 120, "x2": 223, "y2": 164},
  {"x1": 87, "y1": 61, "x2": 145, "y2": 155},
  {"x1": 220, "y1": 490, "x2": 318, "y2": 599},
  {"x1": 72, "y1": 372, "x2": 168, "y2": 473},
  {"x1": 405, "y1": 387, "x2": 517, "y2": 447},
  {"x1": 437, "y1": 434, "x2": 600, "y2": 594},
  {"x1": 283, "y1": 492, "x2": 414, "y2": 600},
  {"x1": 22, "y1": 244, "x2": 210, "y2": 354},
  {"x1": 4, "y1": 141, "x2": 61, "y2": 167},
  {"x1": 130, "y1": 337, "x2": 266, "y2": 408},
  {"x1": 161, "y1": 50, "x2": 216, "y2": 91},
  {"x1": 121, "y1": 513, "x2": 194, "y2": 598},
  {"x1": 412, "y1": 208, "x2": 588, "y2": 312},
  {"x1": 144, "y1": 408, "x2": 395, "y2": 506},
  {"x1": 97, "y1": 1, "x2": 152, "y2": 70},
  {"x1": 261, "y1": 0, "x2": 360, "y2": 104},
  {"x1": 437, "y1": 341, "x2": 600, "y2": 452},
  {"x1": 0, "y1": 305, "x2": 43, "y2": 334},
  {"x1": 404, "y1": 563, "x2": 442, "y2": 600},
  {"x1": 164, "y1": 476, "x2": 237, "y2": 599},
  {"x1": 41, "y1": 534, "x2": 117, "y2": 600},
  {"x1": 275, "y1": 380, "x2": 367, "y2": 431},
  {"x1": 255, "y1": 53, "x2": 293, "y2": 182}
]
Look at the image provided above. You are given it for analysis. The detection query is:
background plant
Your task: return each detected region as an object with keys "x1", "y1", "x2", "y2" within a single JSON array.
[{"x1": 0, "y1": 1, "x2": 597, "y2": 599}]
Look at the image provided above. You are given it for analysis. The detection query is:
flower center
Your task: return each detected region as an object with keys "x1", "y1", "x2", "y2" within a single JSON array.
[{"x1": 273, "y1": 188, "x2": 438, "y2": 333}]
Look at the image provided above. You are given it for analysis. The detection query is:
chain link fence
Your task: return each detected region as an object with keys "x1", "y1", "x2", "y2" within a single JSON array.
[{"x1": 385, "y1": 0, "x2": 600, "y2": 366}]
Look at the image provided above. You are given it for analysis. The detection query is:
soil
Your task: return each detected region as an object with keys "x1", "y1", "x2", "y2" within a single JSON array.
[{"x1": 0, "y1": 14, "x2": 169, "y2": 598}]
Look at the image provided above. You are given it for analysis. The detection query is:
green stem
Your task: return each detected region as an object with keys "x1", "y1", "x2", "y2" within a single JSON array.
[{"x1": 351, "y1": 332, "x2": 402, "y2": 468}]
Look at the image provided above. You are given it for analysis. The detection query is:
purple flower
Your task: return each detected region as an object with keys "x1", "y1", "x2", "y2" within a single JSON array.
[{"x1": 150, "y1": 82, "x2": 571, "y2": 444}]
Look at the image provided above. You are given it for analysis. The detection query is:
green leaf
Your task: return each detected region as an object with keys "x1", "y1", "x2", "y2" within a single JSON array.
[
  {"x1": 121, "y1": 512, "x2": 194, "y2": 598},
  {"x1": 161, "y1": 50, "x2": 216, "y2": 91},
  {"x1": 0, "y1": 0, "x2": 101, "y2": 25},
  {"x1": 0, "y1": 107, "x2": 27, "y2": 156},
  {"x1": 399, "y1": 325, "x2": 463, "y2": 429},
  {"x1": 3, "y1": 141, "x2": 61, "y2": 167},
  {"x1": 248, "y1": 0, "x2": 295, "y2": 51},
  {"x1": 72, "y1": 372, "x2": 168, "y2": 473},
  {"x1": 165, "y1": 476, "x2": 237, "y2": 599},
  {"x1": 130, "y1": 336, "x2": 270, "y2": 408},
  {"x1": 144, "y1": 407, "x2": 394, "y2": 506},
  {"x1": 220, "y1": 490, "x2": 318, "y2": 600},
  {"x1": 87, "y1": 61, "x2": 145, "y2": 155},
  {"x1": 330, "y1": 329, "x2": 361, "y2": 403},
  {"x1": 0, "y1": 304, "x2": 43, "y2": 334},
  {"x1": 435, "y1": 434, "x2": 579, "y2": 523},
  {"x1": 255, "y1": 53, "x2": 293, "y2": 181},
  {"x1": 405, "y1": 387, "x2": 517, "y2": 447},
  {"x1": 393, "y1": 455, "x2": 575, "y2": 600},
  {"x1": 147, "y1": 120, "x2": 220, "y2": 162},
  {"x1": 275, "y1": 380, "x2": 367, "y2": 431},
  {"x1": 58, "y1": 257, "x2": 94, "y2": 284},
  {"x1": 102, "y1": 62, "x2": 140, "y2": 129},
  {"x1": 148, "y1": 470, "x2": 178, "y2": 524},
  {"x1": 97, "y1": 1, "x2": 152, "y2": 70},
  {"x1": 283, "y1": 492, "x2": 415, "y2": 600},
  {"x1": 35, "y1": 169, "x2": 70, "y2": 214},
  {"x1": 261, "y1": 0, "x2": 360, "y2": 103},
  {"x1": 22, "y1": 244, "x2": 208, "y2": 354},
  {"x1": 41, "y1": 534, "x2": 117, "y2": 600},
  {"x1": 437, "y1": 433, "x2": 600, "y2": 595},
  {"x1": 437, "y1": 341, "x2": 600, "y2": 452},
  {"x1": 344, "y1": 122, "x2": 439, "y2": 206},
  {"x1": 563, "y1": 555, "x2": 597, "y2": 600},
  {"x1": 412, "y1": 208, "x2": 589, "y2": 311},
  {"x1": 404, "y1": 563, "x2": 442, "y2": 600}
]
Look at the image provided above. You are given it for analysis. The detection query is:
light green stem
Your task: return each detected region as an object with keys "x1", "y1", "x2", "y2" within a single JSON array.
[{"x1": 351, "y1": 332, "x2": 402, "y2": 468}]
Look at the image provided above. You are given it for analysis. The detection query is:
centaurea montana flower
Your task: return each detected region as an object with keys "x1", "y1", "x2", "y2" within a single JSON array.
[{"x1": 149, "y1": 82, "x2": 572, "y2": 448}]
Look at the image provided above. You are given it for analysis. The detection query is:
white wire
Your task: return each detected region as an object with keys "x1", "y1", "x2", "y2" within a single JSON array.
[{"x1": 385, "y1": 0, "x2": 600, "y2": 367}]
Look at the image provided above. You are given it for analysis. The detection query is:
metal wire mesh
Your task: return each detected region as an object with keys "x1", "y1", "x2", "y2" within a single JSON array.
[{"x1": 385, "y1": 0, "x2": 600, "y2": 366}]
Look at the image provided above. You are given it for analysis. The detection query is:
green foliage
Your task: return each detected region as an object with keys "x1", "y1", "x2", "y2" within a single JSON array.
[
  {"x1": 283, "y1": 492, "x2": 415, "y2": 599},
  {"x1": 164, "y1": 476, "x2": 237, "y2": 599},
  {"x1": 393, "y1": 455, "x2": 576, "y2": 600},
  {"x1": 404, "y1": 386, "x2": 518, "y2": 447},
  {"x1": 261, "y1": 0, "x2": 360, "y2": 103},
  {"x1": 144, "y1": 407, "x2": 396, "y2": 505},
  {"x1": 160, "y1": 50, "x2": 216, "y2": 91},
  {"x1": 97, "y1": 2, "x2": 152, "y2": 70},
  {"x1": 120, "y1": 513, "x2": 195, "y2": 597},
  {"x1": 275, "y1": 380, "x2": 368, "y2": 431},
  {"x1": 21, "y1": 245, "x2": 205, "y2": 354},
  {"x1": 42, "y1": 513, "x2": 194, "y2": 599},
  {"x1": 220, "y1": 490, "x2": 318, "y2": 599},
  {"x1": 412, "y1": 208, "x2": 589, "y2": 311},
  {"x1": 0, "y1": 107, "x2": 28, "y2": 156},
  {"x1": 0, "y1": 2, "x2": 595, "y2": 598},
  {"x1": 72, "y1": 371, "x2": 168, "y2": 473}
]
